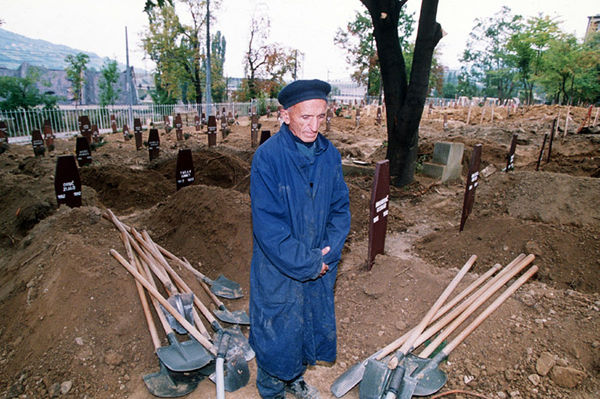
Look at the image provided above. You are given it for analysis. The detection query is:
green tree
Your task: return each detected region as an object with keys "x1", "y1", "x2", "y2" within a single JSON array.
[
  {"x1": 98, "y1": 59, "x2": 121, "y2": 106},
  {"x1": 460, "y1": 6, "x2": 521, "y2": 100},
  {"x1": 64, "y1": 52, "x2": 90, "y2": 105},
  {"x1": 335, "y1": 7, "x2": 415, "y2": 98},
  {"x1": 208, "y1": 31, "x2": 227, "y2": 102},
  {"x1": 0, "y1": 72, "x2": 58, "y2": 111}
]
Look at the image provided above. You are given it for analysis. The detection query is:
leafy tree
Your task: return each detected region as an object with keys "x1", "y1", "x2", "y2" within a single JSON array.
[
  {"x1": 241, "y1": 13, "x2": 297, "y2": 100},
  {"x1": 98, "y1": 59, "x2": 121, "y2": 106},
  {"x1": 64, "y1": 52, "x2": 90, "y2": 105},
  {"x1": 361, "y1": 0, "x2": 443, "y2": 186},
  {"x1": 208, "y1": 31, "x2": 227, "y2": 102},
  {"x1": 0, "y1": 70, "x2": 58, "y2": 111},
  {"x1": 460, "y1": 6, "x2": 521, "y2": 100},
  {"x1": 335, "y1": 7, "x2": 415, "y2": 97}
]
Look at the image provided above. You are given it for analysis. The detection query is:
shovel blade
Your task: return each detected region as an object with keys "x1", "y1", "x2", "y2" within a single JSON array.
[
  {"x1": 163, "y1": 293, "x2": 195, "y2": 334},
  {"x1": 213, "y1": 308, "x2": 250, "y2": 325},
  {"x1": 402, "y1": 354, "x2": 447, "y2": 397},
  {"x1": 215, "y1": 325, "x2": 255, "y2": 362},
  {"x1": 209, "y1": 345, "x2": 250, "y2": 392},
  {"x1": 143, "y1": 362, "x2": 204, "y2": 398},
  {"x1": 157, "y1": 333, "x2": 214, "y2": 372},
  {"x1": 330, "y1": 359, "x2": 370, "y2": 397},
  {"x1": 359, "y1": 358, "x2": 391, "y2": 399},
  {"x1": 211, "y1": 275, "x2": 243, "y2": 299}
]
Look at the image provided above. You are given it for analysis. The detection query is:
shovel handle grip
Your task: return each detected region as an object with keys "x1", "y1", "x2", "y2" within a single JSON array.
[{"x1": 110, "y1": 249, "x2": 217, "y2": 356}]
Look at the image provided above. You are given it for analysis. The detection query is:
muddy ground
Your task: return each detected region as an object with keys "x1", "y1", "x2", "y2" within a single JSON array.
[{"x1": 0, "y1": 104, "x2": 599, "y2": 399}]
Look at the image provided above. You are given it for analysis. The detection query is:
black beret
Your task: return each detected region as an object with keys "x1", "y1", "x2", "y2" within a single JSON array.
[{"x1": 277, "y1": 79, "x2": 331, "y2": 109}]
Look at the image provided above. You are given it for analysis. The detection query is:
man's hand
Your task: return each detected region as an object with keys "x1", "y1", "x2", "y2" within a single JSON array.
[{"x1": 320, "y1": 246, "x2": 330, "y2": 276}]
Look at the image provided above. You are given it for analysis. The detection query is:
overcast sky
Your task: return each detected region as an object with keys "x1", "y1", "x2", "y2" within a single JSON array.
[{"x1": 1, "y1": 0, "x2": 598, "y2": 81}]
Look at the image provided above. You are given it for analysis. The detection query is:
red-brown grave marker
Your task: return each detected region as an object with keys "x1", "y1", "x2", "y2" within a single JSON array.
[
  {"x1": 259, "y1": 130, "x2": 271, "y2": 145},
  {"x1": 195, "y1": 115, "x2": 201, "y2": 132},
  {"x1": 75, "y1": 136, "x2": 92, "y2": 167},
  {"x1": 376, "y1": 106, "x2": 382, "y2": 125},
  {"x1": 78, "y1": 115, "x2": 92, "y2": 145},
  {"x1": 0, "y1": 121, "x2": 8, "y2": 153},
  {"x1": 122, "y1": 124, "x2": 130, "y2": 140},
  {"x1": 505, "y1": 134, "x2": 517, "y2": 172},
  {"x1": 55, "y1": 155, "x2": 82, "y2": 208},
  {"x1": 31, "y1": 129, "x2": 45, "y2": 156},
  {"x1": 148, "y1": 128, "x2": 160, "y2": 161},
  {"x1": 43, "y1": 120, "x2": 55, "y2": 150},
  {"x1": 367, "y1": 160, "x2": 390, "y2": 270},
  {"x1": 201, "y1": 113, "x2": 207, "y2": 127},
  {"x1": 176, "y1": 149, "x2": 195, "y2": 190},
  {"x1": 175, "y1": 114, "x2": 183, "y2": 141},
  {"x1": 134, "y1": 118, "x2": 143, "y2": 150},
  {"x1": 459, "y1": 144, "x2": 482, "y2": 232},
  {"x1": 110, "y1": 114, "x2": 118, "y2": 133},
  {"x1": 207, "y1": 115, "x2": 217, "y2": 147},
  {"x1": 91, "y1": 124, "x2": 100, "y2": 144},
  {"x1": 220, "y1": 114, "x2": 227, "y2": 138},
  {"x1": 251, "y1": 113, "x2": 259, "y2": 148}
]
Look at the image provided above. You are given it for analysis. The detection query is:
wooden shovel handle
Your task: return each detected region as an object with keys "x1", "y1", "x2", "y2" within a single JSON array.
[
  {"x1": 110, "y1": 249, "x2": 217, "y2": 356},
  {"x1": 440, "y1": 265, "x2": 538, "y2": 357},
  {"x1": 132, "y1": 248, "x2": 162, "y2": 350}
]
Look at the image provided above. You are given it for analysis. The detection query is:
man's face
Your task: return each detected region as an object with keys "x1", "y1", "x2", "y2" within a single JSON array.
[{"x1": 282, "y1": 99, "x2": 327, "y2": 143}]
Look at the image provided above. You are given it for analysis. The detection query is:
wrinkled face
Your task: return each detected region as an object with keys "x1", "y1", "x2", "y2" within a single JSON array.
[{"x1": 282, "y1": 99, "x2": 327, "y2": 143}]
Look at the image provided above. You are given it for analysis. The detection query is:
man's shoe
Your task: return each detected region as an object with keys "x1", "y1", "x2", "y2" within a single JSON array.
[{"x1": 284, "y1": 377, "x2": 320, "y2": 399}]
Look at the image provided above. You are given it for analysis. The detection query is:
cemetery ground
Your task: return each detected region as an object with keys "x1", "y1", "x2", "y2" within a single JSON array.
[{"x1": 1, "y1": 104, "x2": 599, "y2": 399}]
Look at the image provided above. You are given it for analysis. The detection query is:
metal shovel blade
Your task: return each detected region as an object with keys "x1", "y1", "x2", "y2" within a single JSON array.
[
  {"x1": 213, "y1": 306, "x2": 250, "y2": 325},
  {"x1": 143, "y1": 362, "x2": 204, "y2": 398},
  {"x1": 359, "y1": 358, "x2": 391, "y2": 399},
  {"x1": 331, "y1": 355, "x2": 376, "y2": 397},
  {"x1": 157, "y1": 333, "x2": 214, "y2": 372},
  {"x1": 163, "y1": 293, "x2": 195, "y2": 334},
  {"x1": 210, "y1": 274, "x2": 243, "y2": 299},
  {"x1": 219, "y1": 325, "x2": 255, "y2": 362},
  {"x1": 209, "y1": 344, "x2": 250, "y2": 392},
  {"x1": 402, "y1": 354, "x2": 447, "y2": 397}
]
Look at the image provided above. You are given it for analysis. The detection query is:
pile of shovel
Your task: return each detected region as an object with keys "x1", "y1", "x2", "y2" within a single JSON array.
[
  {"x1": 331, "y1": 253, "x2": 539, "y2": 399},
  {"x1": 104, "y1": 209, "x2": 251, "y2": 398}
]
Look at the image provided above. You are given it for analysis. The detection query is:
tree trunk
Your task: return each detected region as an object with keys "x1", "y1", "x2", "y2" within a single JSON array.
[{"x1": 363, "y1": 0, "x2": 442, "y2": 186}]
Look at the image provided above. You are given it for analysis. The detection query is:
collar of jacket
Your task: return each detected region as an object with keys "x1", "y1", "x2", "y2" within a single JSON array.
[{"x1": 280, "y1": 123, "x2": 329, "y2": 157}]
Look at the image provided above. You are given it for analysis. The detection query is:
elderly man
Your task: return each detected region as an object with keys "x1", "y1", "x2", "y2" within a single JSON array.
[{"x1": 249, "y1": 79, "x2": 351, "y2": 399}]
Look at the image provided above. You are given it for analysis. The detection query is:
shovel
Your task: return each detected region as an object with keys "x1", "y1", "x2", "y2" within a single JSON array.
[
  {"x1": 398, "y1": 265, "x2": 539, "y2": 399},
  {"x1": 183, "y1": 257, "x2": 249, "y2": 325},
  {"x1": 132, "y1": 255, "x2": 205, "y2": 397},
  {"x1": 331, "y1": 257, "x2": 512, "y2": 397},
  {"x1": 210, "y1": 330, "x2": 251, "y2": 393},
  {"x1": 159, "y1": 245, "x2": 243, "y2": 299},
  {"x1": 359, "y1": 255, "x2": 476, "y2": 399}
]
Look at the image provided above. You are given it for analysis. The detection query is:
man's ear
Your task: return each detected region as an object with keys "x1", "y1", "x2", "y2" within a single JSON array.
[{"x1": 281, "y1": 108, "x2": 291, "y2": 124}]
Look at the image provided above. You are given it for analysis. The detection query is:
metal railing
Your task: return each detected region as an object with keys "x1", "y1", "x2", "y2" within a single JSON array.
[{"x1": 1, "y1": 100, "x2": 279, "y2": 142}]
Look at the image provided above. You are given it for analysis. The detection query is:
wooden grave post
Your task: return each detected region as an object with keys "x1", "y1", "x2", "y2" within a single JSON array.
[
  {"x1": 175, "y1": 114, "x2": 183, "y2": 141},
  {"x1": 227, "y1": 111, "x2": 234, "y2": 126},
  {"x1": 207, "y1": 115, "x2": 217, "y2": 147},
  {"x1": 148, "y1": 128, "x2": 160, "y2": 161},
  {"x1": 220, "y1": 115, "x2": 228, "y2": 138},
  {"x1": 505, "y1": 134, "x2": 518, "y2": 172},
  {"x1": 78, "y1": 115, "x2": 92, "y2": 145},
  {"x1": 536, "y1": 134, "x2": 548, "y2": 171},
  {"x1": 175, "y1": 149, "x2": 195, "y2": 190},
  {"x1": 367, "y1": 160, "x2": 390, "y2": 270},
  {"x1": 43, "y1": 120, "x2": 55, "y2": 150},
  {"x1": 547, "y1": 118, "x2": 557, "y2": 163},
  {"x1": 163, "y1": 115, "x2": 172, "y2": 133},
  {"x1": 54, "y1": 155, "x2": 82, "y2": 208},
  {"x1": 122, "y1": 124, "x2": 130, "y2": 140},
  {"x1": 134, "y1": 118, "x2": 143, "y2": 150},
  {"x1": 195, "y1": 115, "x2": 201, "y2": 132},
  {"x1": 201, "y1": 113, "x2": 207, "y2": 127},
  {"x1": 459, "y1": 144, "x2": 482, "y2": 232},
  {"x1": 376, "y1": 106, "x2": 382, "y2": 125},
  {"x1": 250, "y1": 113, "x2": 259, "y2": 148},
  {"x1": 576, "y1": 105, "x2": 594, "y2": 134},
  {"x1": 0, "y1": 121, "x2": 8, "y2": 153},
  {"x1": 91, "y1": 124, "x2": 100, "y2": 144},
  {"x1": 75, "y1": 136, "x2": 92, "y2": 167},
  {"x1": 110, "y1": 114, "x2": 117, "y2": 133},
  {"x1": 31, "y1": 129, "x2": 45, "y2": 156}
]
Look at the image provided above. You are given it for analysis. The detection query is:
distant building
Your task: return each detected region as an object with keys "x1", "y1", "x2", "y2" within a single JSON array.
[
  {"x1": 585, "y1": 15, "x2": 600, "y2": 41},
  {"x1": 329, "y1": 80, "x2": 367, "y2": 103}
]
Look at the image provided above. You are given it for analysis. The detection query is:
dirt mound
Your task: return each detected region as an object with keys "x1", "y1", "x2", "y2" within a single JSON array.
[
  {"x1": 138, "y1": 184, "x2": 253, "y2": 283},
  {"x1": 80, "y1": 164, "x2": 174, "y2": 212}
]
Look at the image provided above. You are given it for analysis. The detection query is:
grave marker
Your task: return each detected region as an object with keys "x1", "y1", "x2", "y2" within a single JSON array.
[
  {"x1": 175, "y1": 114, "x2": 183, "y2": 141},
  {"x1": 505, "y1": 134, "x2": 517, "y2": 172},
  {"x1": 0, "y1": 121, "x2": 8, "y2": 152},
  {"x1": 31, "y1": 129, "x2": 45, "y2": 156},
  {"x1": 251, "y1": 113, "x2": 259, "y2": 148},
  {"x1": 43, "y1": 120, "x2": 54, "y2": 150},
  {"x1": 164, "y1": 115, "x2": 172, "y2": 133},
  {"x1": 376, "y1": 106, "x2": 382, "y2": 125},
  {"x1": 54, "y1": 155, "x2": 82, "y2": 208},
  {"x1": 148, "y1": 128, "x2": 160, "y2": 161},
  {"x1": 176, "y1": 149, "x2": 195, "y2": 190},
  {"x1": 75, "y1": 136, "x2": 92, "y2": 166},
  {"x1": 576, "y1": 105, "x2": 593, "y2": 134},
  {"x1": 459, "y1": 144, "x2": 482, "y2": 232},
  {"x1": 227, "y1": 111, "x2": 234, "y2": 126},
  {"x1": 259, "y1": 130, "x2": 271, "y2": 145},
  {"x1": 207, "y1": 115, "x2": 217, "y2": 147},
  {"x1": 536, "y1": 134, "x2": 548, "y2": 171},
  {"x1": 547, "y1": 119, "x2": 557, "y2": 163},
  {"x1": 122, "y1": 124, "x2": 130, "y2": 140},
  {"x1": 355, "y1": 107, "x2": 361, "y2": 128},
  {"x1": 78, "y1": 115, "x2": 92, "y2": 144},
  {"x1": 220, "y1": 114, "x2": 227, "y2": 138},
  {"x1": 134, "y1": 118, "x2": 143, "y2": 150},
  {"x1": 91, "y1": 124, "x2": 100, "y2": 144},
  {"x1": 367, "y1": 160, "x2": 390, "y2": 270},
  {"x1": 110, "y1": 114, "x2": 118, "y2": 133},
  {"x1": 201, "y1": 113, "x2": 207, "y2": 126},
  {"x1": 194, "y1": 115, "x2": 201, "y2": 132}
]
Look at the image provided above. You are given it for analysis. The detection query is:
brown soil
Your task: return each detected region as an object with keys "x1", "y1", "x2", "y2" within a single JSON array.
[{"x1": 1, "y1": 105, "x2": 599, "y2": 399}]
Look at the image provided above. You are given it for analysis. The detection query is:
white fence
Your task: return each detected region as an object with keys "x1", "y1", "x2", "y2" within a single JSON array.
[{"x1": 0, "y1": 100, "x2": 279, "y2": 142}]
